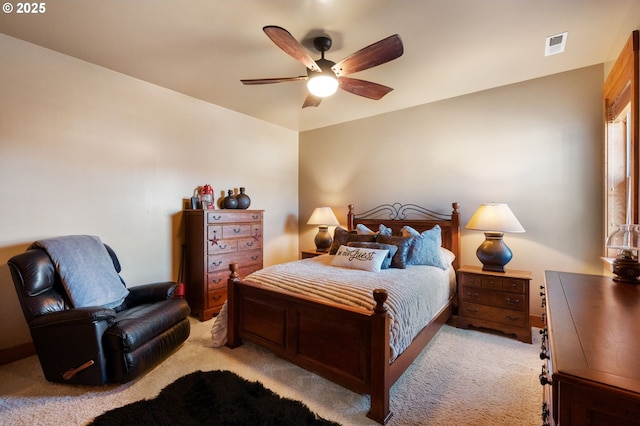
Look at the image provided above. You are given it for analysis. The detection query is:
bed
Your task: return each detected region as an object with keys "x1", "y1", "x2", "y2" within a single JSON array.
[{"x1": 225, "y1": 202, "x2": 461, "y2": 424}]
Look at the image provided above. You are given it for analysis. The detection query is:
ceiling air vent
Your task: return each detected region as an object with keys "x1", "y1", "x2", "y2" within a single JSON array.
[{"x1": 545, "y1": 32, "x2": 568, "y2": 56}]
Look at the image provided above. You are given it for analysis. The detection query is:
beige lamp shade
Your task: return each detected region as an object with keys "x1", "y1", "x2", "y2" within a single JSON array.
[
  {"x1": 465, "y1": 203, "x2": 525, "y2": 233},
  {"x1": 307, "y1": 207, "x2": 339, "y2": 226}
]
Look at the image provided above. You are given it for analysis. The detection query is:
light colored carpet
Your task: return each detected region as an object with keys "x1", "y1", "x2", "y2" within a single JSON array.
[{"x1": 0, "y1": 317, "x2": 542, "y2": 425}]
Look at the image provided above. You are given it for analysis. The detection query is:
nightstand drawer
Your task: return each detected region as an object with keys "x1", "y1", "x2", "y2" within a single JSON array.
[
  {"x1": 460, "y1": 302, "x2": 527, "y2": 327},
  {"x1": 460, "y1": 286, "x2": 526, "y2": 311},
  {"x1": 502, "y1": 278, "x2": 526, "y2": 293},
  {"x1": 481, "y1": 276, "x2": 502, "y2": 290},
  {"x1": 459, "y1": 273, "x2": 482, "y2": 287}
]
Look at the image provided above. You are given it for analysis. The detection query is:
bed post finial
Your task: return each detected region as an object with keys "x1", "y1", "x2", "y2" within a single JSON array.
[
  {"x1": 348, "y1": 204, "x2": 355, "y2": 231},
  {"x1": 229, "y1": 262, "x2": 239, "y2": 280},
  {"x1": 452, "y1": 202, "x2": 460, "y2": 214},
  {"x1": 373, "y1": 289, "x2": 388, "y2": 314}
]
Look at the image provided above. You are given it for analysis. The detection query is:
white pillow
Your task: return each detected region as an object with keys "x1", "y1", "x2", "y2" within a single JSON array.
[
  {"x1": 331, "y1": 245, "x2": 389, "y2": 272},
  {"x1": 440, "y1": 247, "x2": 456, "y2": 267}
]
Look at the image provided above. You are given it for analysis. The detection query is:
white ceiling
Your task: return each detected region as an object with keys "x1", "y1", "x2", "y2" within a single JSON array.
[{"x1": 1, "y1": 0, "x2": 638, "y2": 131}]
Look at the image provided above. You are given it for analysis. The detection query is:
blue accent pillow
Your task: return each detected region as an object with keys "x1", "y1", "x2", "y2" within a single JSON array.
[
  {"x1": 379, "y1": 224, "x2": 393, "y2": 236},
  {"x1": 377, "y1": 235, "x2": 412, "y2": 269},
  {"x1": 401, "y1": 225, "x2": 448, "y2": 269}
]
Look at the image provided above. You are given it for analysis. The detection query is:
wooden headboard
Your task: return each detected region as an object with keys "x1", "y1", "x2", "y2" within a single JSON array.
[{"x1": 347, "y1": 202, "x2": 461, "y2": 270}]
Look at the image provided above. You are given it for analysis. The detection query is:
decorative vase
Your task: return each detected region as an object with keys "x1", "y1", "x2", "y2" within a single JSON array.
[
  {"x1": 236, "y1": 187, "x2": 251, "y2": 209},
  {"x1": 223, "y1": 190, "x2": 238, "y2": 209}
]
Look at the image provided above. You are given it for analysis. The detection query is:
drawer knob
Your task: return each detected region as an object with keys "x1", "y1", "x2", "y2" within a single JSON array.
[{"x1": 506, "y1": 314, "x2": 520, "y2": 321}]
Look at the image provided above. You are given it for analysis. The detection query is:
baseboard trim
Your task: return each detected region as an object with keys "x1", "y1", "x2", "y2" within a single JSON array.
[{"x1": 0, "y1": 342, "x2": 35, "y2": 365}]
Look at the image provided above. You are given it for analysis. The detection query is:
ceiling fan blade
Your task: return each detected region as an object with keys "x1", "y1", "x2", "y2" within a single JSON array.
[
  {"x1": 241, "y1": 76, "x2": 308, "y2": 85},
  {"x1": 338, "y1": 77, "x2": 393, "y2": 100},
  {"x1": 302, "y1": 94, "x2": 322, "y2": 108},
  {"x1": 332, "y1": 34, "x2": 404, "y2": 76},
  {"x1": 263, "y1": 26, "x2": 320, "y2": 72}
]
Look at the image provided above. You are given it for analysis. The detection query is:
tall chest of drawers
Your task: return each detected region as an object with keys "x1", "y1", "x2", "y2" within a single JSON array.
[
  {"x1": 456, "y1": 265, "x2": 532, "y2": 343},
  {"x1": 184, "y1": 209, "x2": 263, "y2": 321},
  {"x1": 540, "y1": 271, "x2": 640, "y2": 426}
]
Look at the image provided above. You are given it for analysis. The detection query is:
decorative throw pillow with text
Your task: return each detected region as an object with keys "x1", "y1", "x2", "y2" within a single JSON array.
[{"x1": 331, "y1": 245, "x2": 389, "y2": 272}]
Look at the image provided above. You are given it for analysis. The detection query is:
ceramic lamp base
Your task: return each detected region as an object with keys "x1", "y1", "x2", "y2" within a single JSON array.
[
  {"x1": 476, "y1": 232, "x2": 512, "y2": 273},
  {"x1": 314, "y1": 226, "x2": 332, "y2": 253}
]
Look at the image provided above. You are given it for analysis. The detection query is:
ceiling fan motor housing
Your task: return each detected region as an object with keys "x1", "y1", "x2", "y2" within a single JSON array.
[{"x1": 313, "y1": 36, "x2": 332, "y2": 53}]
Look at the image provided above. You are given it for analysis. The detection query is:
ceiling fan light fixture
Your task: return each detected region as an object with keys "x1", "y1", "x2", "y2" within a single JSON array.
[{"x1": 307, "y1": 73, "x2": 338, "y2": 97}]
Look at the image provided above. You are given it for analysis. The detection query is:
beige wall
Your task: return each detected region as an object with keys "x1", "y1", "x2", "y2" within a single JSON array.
[
  {"x1": 0, "y1": 35, "x2": 299, "y2": 351},
  {"x1": 299, "y1": 65, "x2": 604, "y2": 317},
  {"x1": 0, "y1": 31, "x2": 607, "y2": 351}
]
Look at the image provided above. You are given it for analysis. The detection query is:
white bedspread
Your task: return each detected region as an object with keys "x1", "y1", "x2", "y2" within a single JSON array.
[{"x1": 213, "y1": 254, "x2": 454, "y2": 361}]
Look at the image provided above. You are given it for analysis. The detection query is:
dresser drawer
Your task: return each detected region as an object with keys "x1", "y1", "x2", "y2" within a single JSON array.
[
  {"x1": 207, "y1": 225, "x2": 223, "y2": 241},
  {"x1": 207, "y1": 211, "x2": 263, "y2": 223},
  {"x1": 238, "y1": 236, "x2": 262, "y2": 251},
  {"x1": 207, "y1": 272, "x2": 227, "y2": 289},
  {"x1": 460, "y1": 302, "x2": 527, "y2": 327},
  {"x1": 222, "y1": 224, "x2": 260, "y2": 238},
  {"x1": 207, "y1": 238, "x2": 238, "y2": 254},
  {"x1": 207, "y1": 263, "x2": 262, "y2": 291},
  {"x1": 207, "y1": 250, "x2": 262, "y2": 273},
  {"x1": 207, "y1": 287, "x2": 226, "y2": 309}
]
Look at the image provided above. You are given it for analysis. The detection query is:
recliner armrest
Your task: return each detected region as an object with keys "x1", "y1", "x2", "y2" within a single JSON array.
[
  {"x1": 29, "y1": 307, "x2": 116, "y2": 329},
  {"x1": 125, "y1": 281, "x2": 177, "y2": 306}
]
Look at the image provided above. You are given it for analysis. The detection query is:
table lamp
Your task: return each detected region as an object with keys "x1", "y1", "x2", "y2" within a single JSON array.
[
  {"x1": 606, "y1": 224, "x2": 640, "y2": 283},
  {"x1": 307, "y1": 207, "x2": 340, "y2": 252},
  {"x1": 465, "y1": 203, "x2": 525, "y2": 272}
]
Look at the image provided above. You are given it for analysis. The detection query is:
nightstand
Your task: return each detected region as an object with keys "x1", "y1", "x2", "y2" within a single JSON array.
[
  {"x1": 301, "y1": 250, "x2": 327, "y2": 259},
  {"x1": 456, "y1": 265, "x2": 532, "y2": 343}
]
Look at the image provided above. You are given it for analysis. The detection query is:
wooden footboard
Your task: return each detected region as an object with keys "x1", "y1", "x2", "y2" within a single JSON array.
[{"x1": 227, "y1": 262, "x2": 392, "y2": 423}]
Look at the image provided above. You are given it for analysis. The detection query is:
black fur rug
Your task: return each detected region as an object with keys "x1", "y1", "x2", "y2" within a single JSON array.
[{"x1": 89, "y1": 370, "x2": 341, "y2": 426}]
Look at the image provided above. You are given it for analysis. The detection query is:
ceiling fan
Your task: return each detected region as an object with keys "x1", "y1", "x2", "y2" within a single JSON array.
[{"x1": 241, "y1": 26, "x2": 404, "y2": 108}]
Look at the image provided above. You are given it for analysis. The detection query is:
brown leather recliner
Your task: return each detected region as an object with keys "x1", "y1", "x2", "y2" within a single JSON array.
[{"x1": 7, "y1": 240, "x2": 191, "y2": 385}]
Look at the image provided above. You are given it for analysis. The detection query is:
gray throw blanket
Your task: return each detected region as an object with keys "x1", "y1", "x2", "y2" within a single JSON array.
[{"x1": 31, "y1": 235, "x2": 129, "y2": 308}]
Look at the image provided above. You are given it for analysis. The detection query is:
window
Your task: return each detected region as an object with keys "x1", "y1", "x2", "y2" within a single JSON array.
[{"x1": 603, "y1": 31, "x2": 639, "y2": 257}]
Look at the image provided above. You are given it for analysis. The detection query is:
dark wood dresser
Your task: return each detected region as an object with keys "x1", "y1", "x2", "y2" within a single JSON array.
[
  {"x1": 541, "y1": 271, "x2": 640, "y2": 425},
  {"x1": 184, "y1": 209, "x2": 263, "y2": 321}
]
